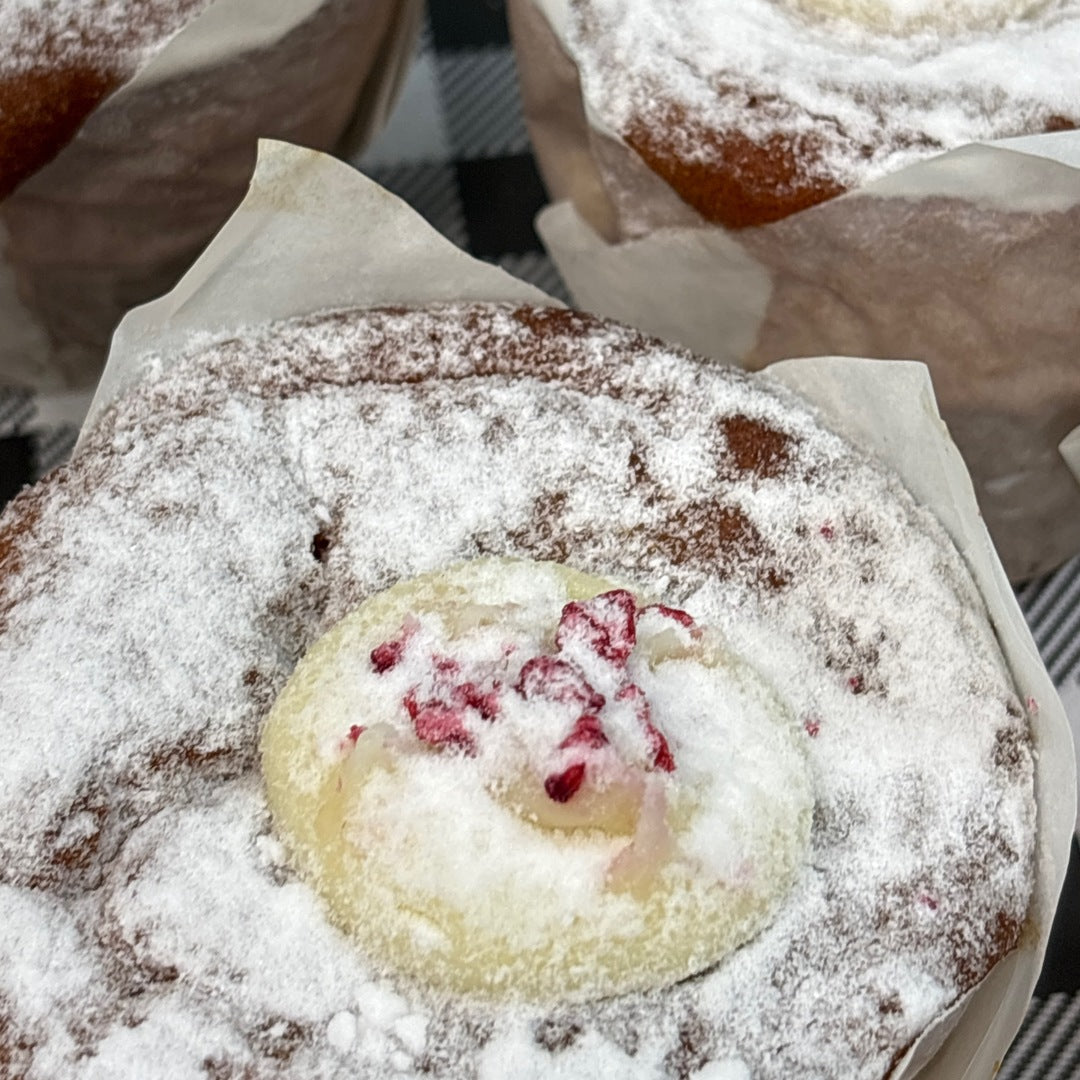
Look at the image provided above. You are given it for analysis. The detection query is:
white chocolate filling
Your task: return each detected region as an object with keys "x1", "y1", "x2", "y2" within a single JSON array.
[
  {"x1": 261, "y1": 558, "x2": 813, "y2": 1002},
  {"x1": 780, "y1": 0, "x2": 1054, "y2": 33}
]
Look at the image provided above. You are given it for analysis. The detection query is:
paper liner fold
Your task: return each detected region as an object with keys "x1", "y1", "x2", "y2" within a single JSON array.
[
  {"x1": 83, "y1": 141, "x2": 554, "y2": 440},
  {"x1": 1063, "y1": 427, "x2": 1080, "y2": 493},
  {"x1": 88, "y1": 141, "x2": 1075, "y2": 1079}
]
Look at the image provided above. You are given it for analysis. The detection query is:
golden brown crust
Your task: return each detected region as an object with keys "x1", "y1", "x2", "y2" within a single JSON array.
[{"x1": 624, "y1": 100, "x2": 847, "y2": 229}]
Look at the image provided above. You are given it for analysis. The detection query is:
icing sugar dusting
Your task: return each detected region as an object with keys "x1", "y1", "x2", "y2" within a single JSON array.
[
  {"x1": 566, "y1": 0, "x2": 1080, "y2": 191},
  {"x1": 0, "y1": 0, "x2": 209, "y2": 75},
  {"x1": 0, "y1": 304, "x2": 1035, "y2": 1078}
]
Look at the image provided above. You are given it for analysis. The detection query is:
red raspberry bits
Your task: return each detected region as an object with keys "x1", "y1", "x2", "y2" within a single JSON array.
[
  {"x1": 544, "y1": 762, "x2": 587, "y2": 803},
  {"x1": 555, "y1": 589, "x2": 637, "y2": 665},
  {"x1": 515, "y1": 655, "x2": 605, "y2": 712},
  {"x1": 338, "y1": 724, "x2": 367, "y2": 754},
  {"x1": 646, "y1": 725, "x2": 676, "y2": 773},
  {"x1": 559, "y1": 714, "x2": 609, "y2": 750},
  {"x1": 640, "y1": 603, "x2": 695, "y2": 629},
  {"x1": 410, "y1": 701, "x2": 476, "y2": 756},
  {"x1": 371, "y1": 624, "x2": 414, "y2": 674},
  {"x1": 617, "y1": 683, "x2": 676, "y2": 772},
  {"x1": 616, "y1": 681, "x2": 648, "y2": 717},
  {"x1": 452, "y1": 681, "x2": 502, "y2": 722}
]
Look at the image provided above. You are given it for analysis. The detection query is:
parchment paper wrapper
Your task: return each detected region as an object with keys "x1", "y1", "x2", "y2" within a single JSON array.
[
  {"x1": 0, "y1": 0, "x2": 423, "y2": 393},
  {"x1": 85, "y1": 140, "x2": 1075, "y2": 1080},
  {"x1": 509, "y1": 0, "x2": 1080, "y2": 583}
]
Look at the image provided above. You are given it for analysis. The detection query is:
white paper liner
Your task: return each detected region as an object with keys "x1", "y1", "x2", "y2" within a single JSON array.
[
  {"x1": 1058, "y1": 679, "x2": 1080, "y2": 837},
  {"x1": 115, "y1": 0, "x2": 424, "y2": 157},
  {"x1": 115, "y1": 0, "x2": 332, "y2": 84},
  {"x1": 1063, "y1": 427, "x2": 1080, "y2": 494},
  {"x1": 536, "y1": 134, "x2": 1080, "y2": 361},
  {"x1": 0, "y1": 0, "x2": 422, "y2": 391},
  {"x1": 1061, "y1": 419, "x2": 1080, "y2": 835},
  {"x1": 85, "y1": 140, "x2": 1076, "y2": 1080},
  {"x1": 81, "y1": 141, "x2": 554, "y2": 440}
]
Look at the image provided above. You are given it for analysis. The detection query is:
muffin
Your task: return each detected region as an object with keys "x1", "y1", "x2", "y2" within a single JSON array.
[
  {"x1": 0, "y1": 303, "x2": 1038, "y2": 1078},
  {"x1": 0, "y1": 0, "x2": 415, "y2": 388}
]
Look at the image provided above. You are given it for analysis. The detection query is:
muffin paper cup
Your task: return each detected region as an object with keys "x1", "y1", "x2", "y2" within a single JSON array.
[
  {"x1": 86, "y1": 140, "x2": 1075, "y2": 1080},
  {"x1": 1063, "y1": 428, "x2": 1080, "y2": 492},
  {"x1": 0, "y1": 0, "x2": 422, "y2": 392},
  {"x1": 510, "y1": 0, "x2": 1080, "y2": 584}
]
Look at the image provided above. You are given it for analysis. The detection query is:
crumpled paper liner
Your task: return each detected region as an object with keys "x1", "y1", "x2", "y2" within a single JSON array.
[
  {"x1": 85, "y1": 140, "x2": 1075, "y2": 1080},
  {"x1": 509, "y1": 0, "x2": 1080, "y2": 584},
  {"x1": 1063, "y1": 427, "x2": 1080, "y2": 492},
  {"x1": 0, "y1": 0, "x2": 423, "y2": 393}
]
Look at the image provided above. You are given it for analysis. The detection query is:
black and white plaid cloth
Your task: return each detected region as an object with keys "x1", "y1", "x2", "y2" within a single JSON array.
[{"x1": 1, "y1": 1, "x2": 1077, "y2": 1073}]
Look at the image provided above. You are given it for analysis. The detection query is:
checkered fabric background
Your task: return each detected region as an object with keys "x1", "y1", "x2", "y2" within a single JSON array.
[{"x1": 1, "y1": 0, "x2": 1077, "y2": 1073}]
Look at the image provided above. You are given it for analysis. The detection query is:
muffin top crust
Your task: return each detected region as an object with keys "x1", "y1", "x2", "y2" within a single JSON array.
[{"x1": 0, "y1": 304, "x2": 1035, "y2": 1078}]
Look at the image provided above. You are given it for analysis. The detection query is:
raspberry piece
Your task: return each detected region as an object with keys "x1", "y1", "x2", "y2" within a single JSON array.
[
  {"x1": 646, "y1": 725, "x2": 676, "y2": 773},
  {"x1": 434, "y1": 655, "x2": 461, "y2": 677},
  {"x1": 555, "y1": 590, "x2": 637, "y2": 665},
  {"x1": 453, "y1": 680, "x2": 502, "y2": 721},
  {"x1": 847, "y1": 674, "x2": 866, "y2": 695},
  {"x1": 640, "y1": 603, "x2": 695, "y2": 629},
  {"x1": 617, "y1": 684, "x2": 675, "y2": 772},
  {"x1": 616, "y1": 682, "x2": 648, "y2": 716},
  {"x1": 371, "y1": 638, "x2": 405, "y2": 674},
  {"x1": 371, "y1": 621, "x2": 420, "y2": 674},
  {"x1": 515, "y1": 655, "x2": 605, "y2": 712},
  {"x1": 820, "y1": 522, "x2": 835, "y2": 540},
  {"x1": 338, "y1": 724, "x2": 367, "y2": 754},
  {"x1": 559, "y1": 714, "x2": 609, "y2": 750},
  {"x1": 544, "y1": 762, "x2": 587, "y2": 803},
  {"x1": 803, "y1": 717, "x2": 821, "y2": 738},
  {"x1": 411, "y1": 702, "x2": 476, "y2": 755},
  {"x1": 401, "y1": 643, "x2": 504, "y2": 753}
]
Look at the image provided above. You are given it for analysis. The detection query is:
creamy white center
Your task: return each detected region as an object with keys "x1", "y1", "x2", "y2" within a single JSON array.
[
  {"x1": 261, "y1": 557, "x2": 813, "y2": 1002},
  {"x1": 781, "y1": 0, "x2": 1054, "y2": 32}
]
